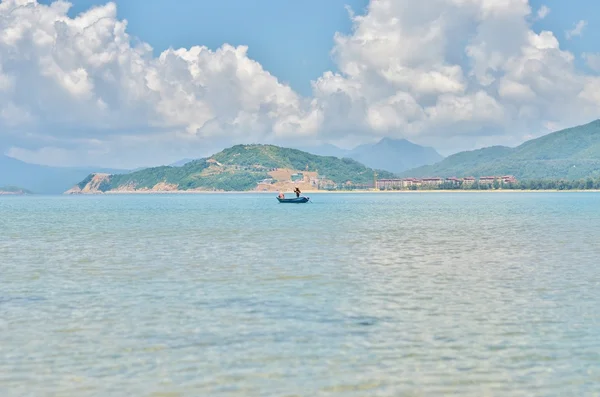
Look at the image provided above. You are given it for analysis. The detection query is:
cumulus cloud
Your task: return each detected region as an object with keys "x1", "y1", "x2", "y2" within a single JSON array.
[
  {"x1": 583, "y1": 53, "x2": 600, "y2": 72},
  {"x1": 536, "y1": 5, "x2": 550, "y2": 20},
  {"x1": 566, "y1": 20, "x2": 587, "y2": 39},
  {"x1": 311, "y1": 0, "x2": 600, "y2": 150},
  {"x1": 1, "y1": 0, "x2": 599, "y2": 166},
  {"x1": 0, "y1": 0, "x2": 320, "y2": 166}
]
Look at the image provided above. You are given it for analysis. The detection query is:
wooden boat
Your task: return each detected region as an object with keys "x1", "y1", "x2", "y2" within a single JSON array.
[{"x1": 276, "y1": 196, "x2": 309, "y2": 203}]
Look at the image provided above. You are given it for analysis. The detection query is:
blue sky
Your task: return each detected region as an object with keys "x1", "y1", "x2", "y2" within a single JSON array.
[
  {"x1": 38, "y1": 0, "x2": 597, "y2": 95},
  {"x1": 529, "y1": 0, "x2": 600, "y2": 69},
  {"x1": 3, "y1": 0, "x2": 600, "y2": 167},
  {"x1": 39, "y1": 0, "x2": 370, "y2": 96}
]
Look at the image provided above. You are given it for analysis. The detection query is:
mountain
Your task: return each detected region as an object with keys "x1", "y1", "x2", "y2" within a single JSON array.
[
  {"x1": 0, "y1": 185, "x2": 33, "y2": 195},
  {"x1": 170, "y1": 138, "x2": 443, "y2": 174},
  {"x1": 69, "y1": 144, "x2": 396, "y2": 193},
  {"x1": 401, "y1": 119, "x2": 600, "y2": 180},
  {"x1": 168, "y1": 158, "x2": 195, "y2": 167},
  {"x1": 295, "y1": 143, "x2": 351, "y2": 158},
  {"x1": 347, "y1": 138, "x2": 443, "y2": 173},
  {"x1": 0, "y1": 155, "x2": 127, "y2": 194},
  {"x1": 298, "y1": 138, "x2": 443, "y2": 173}
]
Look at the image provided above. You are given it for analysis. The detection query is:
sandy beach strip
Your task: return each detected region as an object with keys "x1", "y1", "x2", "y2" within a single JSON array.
[{"x1": 64, "y1": 189, "x2": 600, "y2": 195}]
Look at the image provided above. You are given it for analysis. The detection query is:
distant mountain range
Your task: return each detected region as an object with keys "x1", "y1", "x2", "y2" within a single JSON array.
[
  {"x1": 7, "y1": 120, "x2": 600, "y2": 194},
  {"x1": 0, "y1": 155, "x2": 127, "y2": 194},
  {"x1": 0, "y1": 185, "x2": 33, "y2": 195},
  {"x1": 297, "y1": 138, "x2": 444, "y2": 173},
  {"x1": 169, "y1": 158, "x2": 196, "y2": 167},
  {"x1": 401, "y1": 119, "x2": 600, "y2": 180},
  {"x1": 293, "y1": 143, "x2": 350, "y2": 159},
  {"x1": 163, "y1": 138, "x2": 444, "y2": 173},
  {"x1": 69, "y1": 144, "x2": 396, "y2": 193}
]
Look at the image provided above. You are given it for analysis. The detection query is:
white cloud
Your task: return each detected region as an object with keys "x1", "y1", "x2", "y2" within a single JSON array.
[
  {"x1": 566, "y1": 20, "x2": 587, "y2": 39},
  {"x1": 536, "y1": 5, "x2": 550, "y2": 20},
  {"x1": 1, "y1": 0, "x2": 600, "y2": 166},
  {"x1": 583, "y1": 53, "x2": 600, "y2": 72},
  {"x1": 312, "y1": 0, "x2": 600, "y2": 150},
  {"x1": 0, "y1": 0, "x2": 319, "y2": 166}
]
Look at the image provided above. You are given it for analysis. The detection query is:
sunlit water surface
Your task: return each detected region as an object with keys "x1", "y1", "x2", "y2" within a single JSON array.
[{"x1": 1, "y1": 192, "x2": 599, "y2": 396}]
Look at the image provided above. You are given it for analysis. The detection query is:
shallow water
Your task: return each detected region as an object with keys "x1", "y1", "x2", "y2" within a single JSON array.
[{"x1": 1, "y1": 192, "x2": 600, "y2": 396}]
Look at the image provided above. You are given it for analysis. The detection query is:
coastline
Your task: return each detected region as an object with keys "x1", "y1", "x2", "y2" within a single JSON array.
[{"x1": 63, "y1": 189, "x2": 600, "y2": 195}]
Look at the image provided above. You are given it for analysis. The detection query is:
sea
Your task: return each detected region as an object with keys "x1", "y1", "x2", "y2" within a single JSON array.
[{"x1": 1, "y1": 192, "x2": 599, "y2": 396}]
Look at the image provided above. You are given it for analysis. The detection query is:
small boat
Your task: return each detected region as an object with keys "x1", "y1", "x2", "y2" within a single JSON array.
[{"x1": 276, "y1": 196, "x2": 310, "y2": 203}]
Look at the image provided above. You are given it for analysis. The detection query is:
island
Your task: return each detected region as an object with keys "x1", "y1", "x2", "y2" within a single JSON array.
[
  {"x1": 67, "y1": 144, "x2": 396, "y2": 194},
  {"x1": 0, "y1": 186, "x2": 33, "y2": 195},
  {"x1": 66, "y1": 119, "x2": 600, "y2": 194}
]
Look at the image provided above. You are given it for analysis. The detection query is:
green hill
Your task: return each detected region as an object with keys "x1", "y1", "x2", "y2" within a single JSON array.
[
  {"x1": 68, "y1": 144, "x2": 395, "y2": 193},
  {"x1": 402, "y1": 120, "x2": 600, "y2": 180}
]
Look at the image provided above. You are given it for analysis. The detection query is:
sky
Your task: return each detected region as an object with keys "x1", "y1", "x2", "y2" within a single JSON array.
[{"x1": 1, "y1": 0, "x2": 600, "y2": 168}]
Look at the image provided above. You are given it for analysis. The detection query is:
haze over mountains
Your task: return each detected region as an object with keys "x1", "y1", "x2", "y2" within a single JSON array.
[
  {"x1": 168, "y1": 138, "x2": 444, "y2": 173},
  {"x1": 402, "y1": 120, "x2": 600, "y2": 180},
  {"x1": 3, "y1": 136, "x2": 439, "y2": 193},
  {"x1": 70, "y1": 145, "x2": 396, "y2": 194},
  {"x1": 4, "y1": 120, "x2": 600, "y2": 193},
  {"x1": 0, "y1": 155, "x2": 126, "y2": 194},
  {"x1": 297, "y1": 138, "x2": 444, "y2": 173}
]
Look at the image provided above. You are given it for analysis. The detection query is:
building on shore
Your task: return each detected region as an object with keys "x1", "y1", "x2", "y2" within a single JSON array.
[
  {"x1": 462, "y1": 177, "x2": 476, "y2": 186},
  {"x1": 376, "y1": 175, "x2": 517, "y2": 190},
  {"x1": 376, "y1": 179, "x2": 403, "y2": 189},
  {"x1": 500, "y1": 175, "x2": 517, "y2": 184},
  {"x1": 479, "y1": 175, "x2": 518, "y2": 185},
  {"x1": 445, "y1": 177, "x2": 461, "y2": 186},
  {"x1": 421, "y1": 177, "x2": 444, "y2": 186},
  {"x1": 478, "y1": 176, "x2": 496, "y2": 185}
]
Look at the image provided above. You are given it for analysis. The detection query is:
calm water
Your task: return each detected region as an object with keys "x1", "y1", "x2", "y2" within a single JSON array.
[{"x1": 1, "y1": 192, "x2": 600, "y2": 396}]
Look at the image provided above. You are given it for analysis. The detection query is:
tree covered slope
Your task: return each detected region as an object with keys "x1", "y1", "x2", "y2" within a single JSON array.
[
  {"x1": 69, "y1": 144, "x2": 396, "y2": 193},
  {"x1": 402, "y1": 120, "x2": 600, "y2": 180}
]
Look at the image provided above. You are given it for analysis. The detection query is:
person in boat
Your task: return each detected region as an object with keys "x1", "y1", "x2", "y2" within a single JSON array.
[
  {"x1": 278, "y1": 192, "x2": 285, "y2": 199},
  {"x1": 293, "y1": 187, "x2": 301, "y2": 198}
]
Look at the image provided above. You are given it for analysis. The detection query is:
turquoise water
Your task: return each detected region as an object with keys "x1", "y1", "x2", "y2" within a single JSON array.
[{"x1": 1, "y1": 192, "x2": 600, "y2": 396}]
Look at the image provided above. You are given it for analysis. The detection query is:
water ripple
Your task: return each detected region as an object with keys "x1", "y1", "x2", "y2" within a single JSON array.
[{"x1": 1, "y1": 193, "x2": 599, "y2": 396}]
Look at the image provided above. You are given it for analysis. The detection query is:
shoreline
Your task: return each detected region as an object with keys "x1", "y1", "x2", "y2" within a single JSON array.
[{"x1": 63, "y1": 189, "x2": 600, "y2": 195}]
